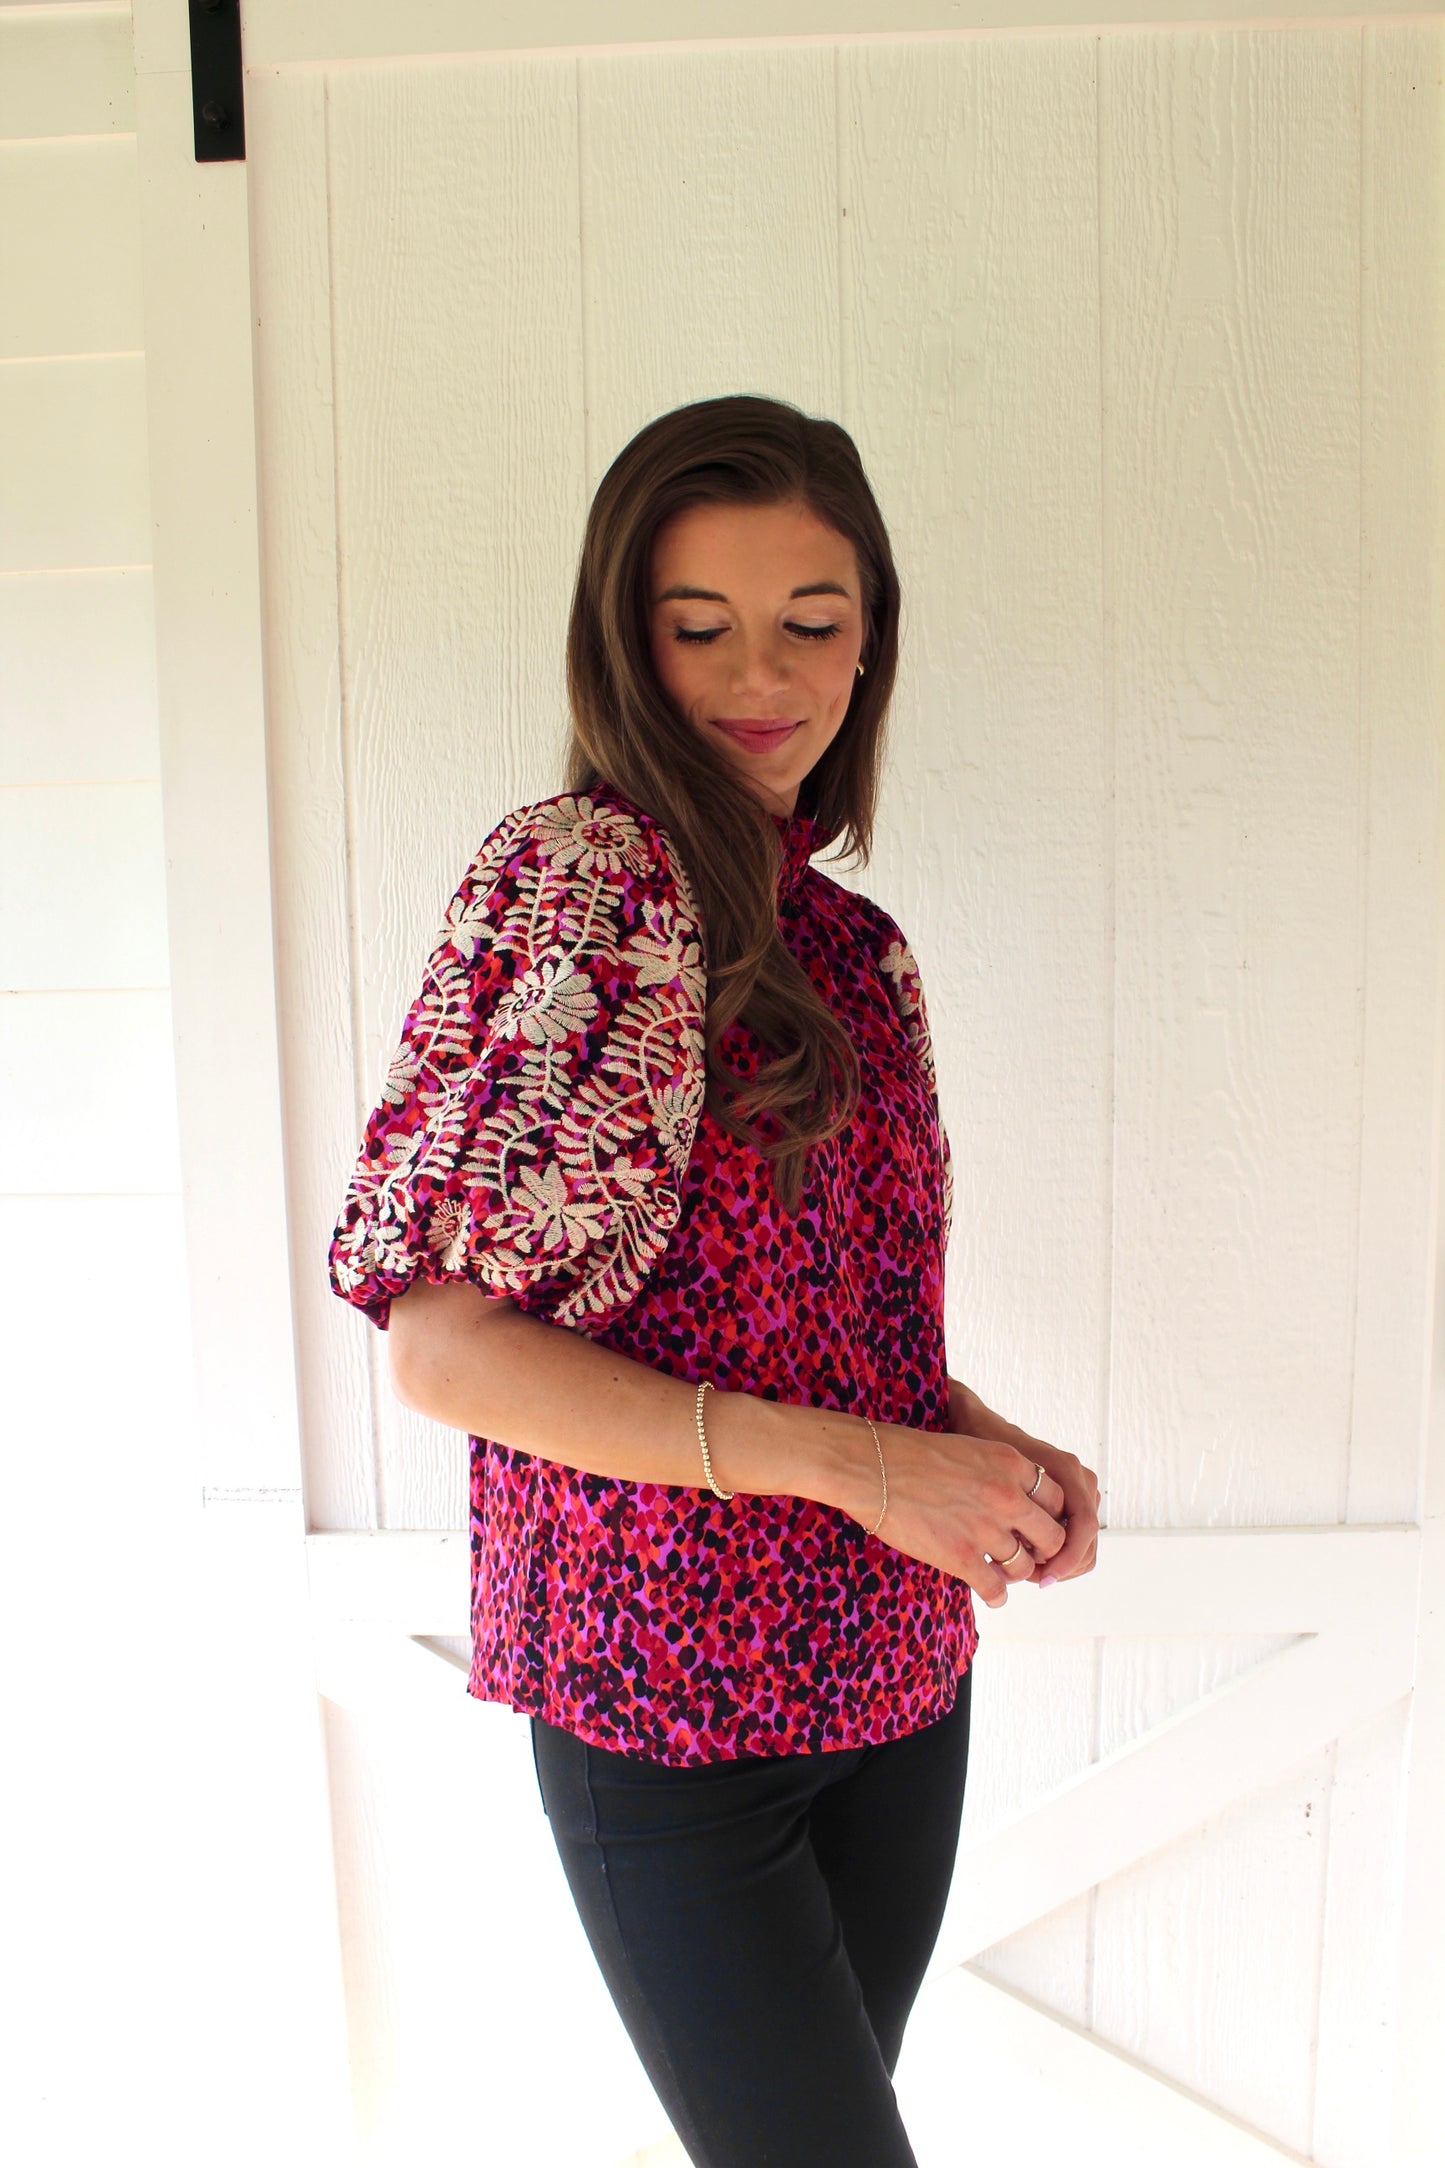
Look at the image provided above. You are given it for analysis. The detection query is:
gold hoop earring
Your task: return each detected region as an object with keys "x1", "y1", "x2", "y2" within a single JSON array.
[{"x1": 855, "y1": 662, "x2": 865, "y2": 678}]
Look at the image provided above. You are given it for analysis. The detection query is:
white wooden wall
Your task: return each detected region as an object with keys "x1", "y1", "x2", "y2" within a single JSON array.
[
  {"x1": 15, "y1": 2, "x2": 1429, "y2": 2163},
  {"x1": 246, "y1": 19, "x2": 1442, "y2": 2166},
  {"x1": 0, "y1": 8, "x2": 351, "y2": 2164}
]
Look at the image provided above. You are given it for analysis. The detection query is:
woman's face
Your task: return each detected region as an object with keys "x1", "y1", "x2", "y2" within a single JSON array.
[{"x1": 647, "y1": 498, "x2": 865, "y2": 818}]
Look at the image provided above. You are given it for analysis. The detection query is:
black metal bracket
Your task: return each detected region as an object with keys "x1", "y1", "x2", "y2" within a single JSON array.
[{"x1": 188, "y1": 0, "x2": 245, "y2": 163}]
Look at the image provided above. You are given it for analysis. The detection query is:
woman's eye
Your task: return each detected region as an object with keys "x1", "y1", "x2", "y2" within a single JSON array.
[{"x1": 671, "y1": 622, "x2": 842, "y2": 646}]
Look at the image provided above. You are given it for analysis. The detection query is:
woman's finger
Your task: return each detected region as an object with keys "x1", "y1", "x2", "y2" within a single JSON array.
[
  {"x1": 984, "y1": 1532, "x2": 1037, "y2": 1583},
  {"x1": 970, "y1": 1552, "x2": 1014, "y2": 1608},
  {"x1": 1018, "y1": 1497, "x2": 1069, "y2": 1562},
  {"x1": 1044, "y1": 1517, "x2": 1100, "y2": 1582},
  {"x1": 1011, "y1": 1452, "x2": 1066, "y2": 1521}
]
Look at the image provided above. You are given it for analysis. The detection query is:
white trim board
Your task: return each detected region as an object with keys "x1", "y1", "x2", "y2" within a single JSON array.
[
  {"x1": 127, "y1": 0, "x2": 1445, "y2": 78},
  {"x1": 304, "y1": 1522, "x2": 1419, "y2": 1635}
]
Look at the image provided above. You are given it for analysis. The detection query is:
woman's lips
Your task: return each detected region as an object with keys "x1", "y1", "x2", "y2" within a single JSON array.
[{"x1": 710, "y1": 719, "x2": 802, "y2": 751}]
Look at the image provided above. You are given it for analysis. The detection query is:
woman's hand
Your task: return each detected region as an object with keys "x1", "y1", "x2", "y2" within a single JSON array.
[
  {"x1": 868, "y1": 1422, "x2": 1071, "y2": 1610},
  {"x1": 945, "y1": 1376, "x2": 1102, "y2": 1591},
  {"x1": 1020, "y1": 1440, "x2": 1101, "y2": 1586}
]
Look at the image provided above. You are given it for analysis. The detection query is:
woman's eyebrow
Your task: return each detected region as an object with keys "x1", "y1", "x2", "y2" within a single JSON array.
[{"x1": 654, "y1": 580, "x2": 852, "y2": 603}]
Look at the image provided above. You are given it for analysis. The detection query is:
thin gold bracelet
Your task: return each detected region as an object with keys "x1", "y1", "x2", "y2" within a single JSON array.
[
  {"x1": 695, "y1": 1381, "x2": 735, "y2": 1500},
  {"x1": 861, "y1": 1416, "x2": 887, "y2": 1538}
]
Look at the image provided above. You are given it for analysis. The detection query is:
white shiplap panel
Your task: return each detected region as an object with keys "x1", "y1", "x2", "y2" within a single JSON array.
[
  {"x1": 840, "y1": 32, "x2": 1110, "y2": 2023},
  {"x1": 0, "y1": 569, "x2": 160, "y2": 783},
  {"x1": 0, "y1": 6, "x2": 135, "y2": 142},
  {"x1": 0, "y1": 355, "x2": 151, "y2": 571},
  {"x1": 324, "y1": 55, "x2": 588, "y2": 1529},
  {"x1": 0, "y1": 988, "x2": 181, "y2": 1192},
  {"x1": 0, "y1": 1194, "x2": 192, "y2": 1505},
  {"x1": 579, "y1": 43, "x2": 840, "y2": 494},
  {"x1": 0, "y1": 136, "x2": 143, "y2": 358},
  {"x1": 1105, "y1": 27, "x2": 1365, "y2": 1532},
  {"x1": 0, "y1": 780, "x2": 169, "y2": 988},
  {"x1": 244, "y1": 67, "x2": 374, "y2": 1535}
]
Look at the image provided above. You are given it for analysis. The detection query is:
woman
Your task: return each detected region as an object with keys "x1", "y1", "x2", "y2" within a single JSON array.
[{"x1": 328, "y1": 393, "x2": 1101, "y2": 2167}]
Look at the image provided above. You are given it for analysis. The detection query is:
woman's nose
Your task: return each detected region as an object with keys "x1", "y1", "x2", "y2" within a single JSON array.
[{"x1": 729, "y1": 635, "x2": 789, "y2": 689}]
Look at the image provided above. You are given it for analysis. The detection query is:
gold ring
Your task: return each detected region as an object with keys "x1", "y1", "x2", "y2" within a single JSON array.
[{"x1": 988, "y1": 1539, "x2": 1025, "y2": 1569}]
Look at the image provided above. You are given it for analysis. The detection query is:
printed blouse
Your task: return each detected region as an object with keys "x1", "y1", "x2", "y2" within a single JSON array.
[{"x1": 328, "y1": 780, "x2": 978, "y2": 1764}]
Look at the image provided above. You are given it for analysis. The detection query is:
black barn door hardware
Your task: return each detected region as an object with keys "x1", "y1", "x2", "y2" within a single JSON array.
[{"x1": 188, "y1": 0, "x2": 245, "y2": 163}]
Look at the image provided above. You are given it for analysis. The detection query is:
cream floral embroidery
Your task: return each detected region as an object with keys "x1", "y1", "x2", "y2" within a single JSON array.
[
  {"x1": 530, "y1": 796, "x2": 658, "y2": 881},
  {"x1": 490, "y1": 958, "x2": 598, "y2": 1048},
  {"x1": 381, "y1": 1042, "x2": 421, "y2": 1107},
  {"x1": 877, "y1": 934, "x2": 937, "y2": 1093},
  {"x1": 331, "y1": 793, "x2": 708, "y2": 1329},
  {"x1": 877, "y1": 930, "x2": 953, "y2": 1247}
]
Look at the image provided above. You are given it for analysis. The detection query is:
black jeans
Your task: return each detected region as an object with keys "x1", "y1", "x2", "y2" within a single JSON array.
[{"x1": 530, "y1": 1669, "x2": 972, "y2": 2168}]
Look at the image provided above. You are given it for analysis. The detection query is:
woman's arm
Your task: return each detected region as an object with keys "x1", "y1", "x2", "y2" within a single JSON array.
[
  {"x1": 945, "y1": 1374, "x2": 1101, "y2": 1586},
  {"x1": 388, "y1": 1277, "x2": 1069, "y2": 1607}
]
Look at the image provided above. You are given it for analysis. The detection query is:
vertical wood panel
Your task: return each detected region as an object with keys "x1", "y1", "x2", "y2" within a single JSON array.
[
  {"x1": 1096, "y1": 31, "x2": 1369, "y2": 2150},
  {"x1": 135, "y1": 71, "x2": 305, "y2": 1498},
  {"x1": 1354, "y1": 29, "x2": 1445, "y2": 2168},
  {"x1": 841, "y1": 33, "x2": 1110, "y2": 2023},
  {"x1": 247, "y1": 67, "x2": 376, "y2": 1533},
  {"x1": 1105, "y1": 27, "x2": 1364, "y2": 1533},
  {"x1": 1347, "y1": 25, "x2": 1442, "y2": 1525},
  {"x1": 324, "y1": 58, "x2": 588, "y2": 1530},
  {"x1": 579, "y1": 44, "x2": 840, "y2": 492}
]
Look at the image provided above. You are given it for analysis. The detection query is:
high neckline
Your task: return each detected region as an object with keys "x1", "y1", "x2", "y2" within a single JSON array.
[{"x1": 770, "y1": 808, "x2": 819, "y2": 899}]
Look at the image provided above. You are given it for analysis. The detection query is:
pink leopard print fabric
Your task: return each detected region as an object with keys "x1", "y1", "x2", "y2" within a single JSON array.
[{"x1": 329, "y1": 780, "x2": 977, "y2": 1764}]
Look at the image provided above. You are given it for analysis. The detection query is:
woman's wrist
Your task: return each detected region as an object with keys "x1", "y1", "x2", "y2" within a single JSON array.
[
  {"x1": 701, "y1": 1389, "x2": 882, "y2": 1524},
  {"x1": 750, "y1": 1394, "x2": 885, "y2": 1527},
  {"x1": 948, "y1": 1373, "x2": 1037, "y2": 1457}
]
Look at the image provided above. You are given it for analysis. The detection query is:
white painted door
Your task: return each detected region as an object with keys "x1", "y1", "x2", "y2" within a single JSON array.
[{"x1": 134, "y1": 3, "x2": 1444, "y2": 2164}]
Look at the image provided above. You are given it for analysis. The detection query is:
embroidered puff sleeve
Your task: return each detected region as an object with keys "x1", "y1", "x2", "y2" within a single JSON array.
[{"x1": 328, "y1": 793, "x2": 708, "y2": 1334}]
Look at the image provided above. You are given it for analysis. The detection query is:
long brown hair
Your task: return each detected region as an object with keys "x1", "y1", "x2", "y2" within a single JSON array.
[{"x1": 563, "y1": 394, "x2": 901, "y2": 1213}]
